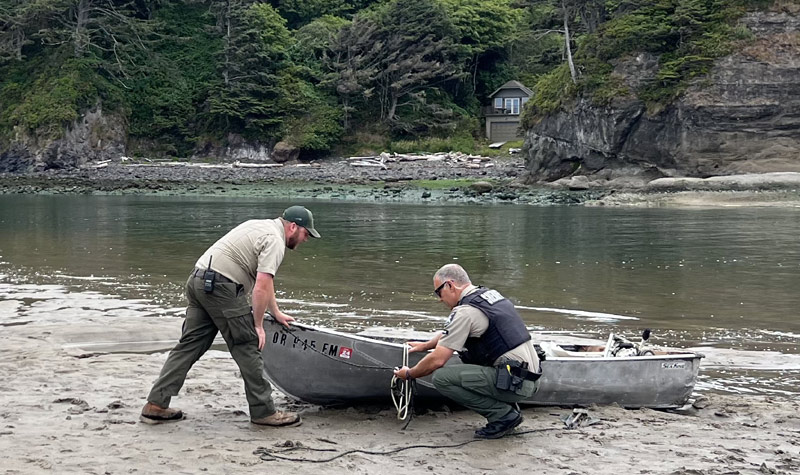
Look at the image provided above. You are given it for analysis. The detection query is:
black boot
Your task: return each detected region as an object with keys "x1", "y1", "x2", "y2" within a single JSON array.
[{"x1": 474, "y1": 409, "x2": 523, "y2": 439}]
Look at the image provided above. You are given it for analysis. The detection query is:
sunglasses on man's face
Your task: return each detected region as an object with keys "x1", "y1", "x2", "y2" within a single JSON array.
[{"x1": 434, "y1": 280, "x2": 449, "y2": 297}]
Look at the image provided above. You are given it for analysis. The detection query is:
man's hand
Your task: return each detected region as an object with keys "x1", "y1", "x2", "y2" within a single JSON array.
[
  {"x1": 256, "y1": 326, "x2": 266, "y2": 350},
  {"x1": 393, "y1": 366, "x2": 412, "y2": 380},
  {"x1": 273, "y1": 310, "x2": 295, "y2": 328},
  {"x1": 407, "y1": 341, "x2": 429, "y2": 353}
]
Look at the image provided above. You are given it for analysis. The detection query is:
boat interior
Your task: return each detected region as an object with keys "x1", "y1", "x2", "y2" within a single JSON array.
[{"x1": 537, "y1": 342, "x2": 689, "y2": 358}]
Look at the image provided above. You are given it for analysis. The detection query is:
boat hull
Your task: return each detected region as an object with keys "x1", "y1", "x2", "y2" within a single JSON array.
[{"x1": 262, "y1": 320, "x2": 701, "y2": 409}]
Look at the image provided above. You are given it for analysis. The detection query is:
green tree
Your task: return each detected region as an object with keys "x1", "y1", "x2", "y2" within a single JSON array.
[
  {"x1": 125, "y1": 0, "x2": 218, "y2": 155},
  {"x1": 291, "y1": 14, "x2": 348, "y2": 76},
  {"x1": 206, "y1": 1, "x2": 292, "y2": 140},
  {"x1": 0, "y1": 0, "x2": 33, "y2": 61},
  {"x1": 276, "y1": 0, "x2": 350, "y2": 29},
  {"x1": 440, "y1": 0, "x2": 521, "y2": 93},
  {"x1": 1, "y1": 0, "x2": 152, "y2": 81},
  {"x1": 328, "y1": 0, "x2": 463, "y2": 132}
]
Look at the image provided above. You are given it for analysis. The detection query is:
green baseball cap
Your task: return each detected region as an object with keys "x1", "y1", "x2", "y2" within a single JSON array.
[{"x1": 282, "y1": 205, "x2": 321, "y2": 238}]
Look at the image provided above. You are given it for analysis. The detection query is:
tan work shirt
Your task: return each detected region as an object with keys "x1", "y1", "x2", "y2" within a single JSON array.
[
  {"x1": 438, "y1": 285, "x2": 540, "y2": 372},
  {"x1": 194, "y1": 218, "x2": 286, "y2": 294}
]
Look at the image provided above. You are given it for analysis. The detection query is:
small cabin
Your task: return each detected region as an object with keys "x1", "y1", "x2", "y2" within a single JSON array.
[{"x1": 484, "y1": 80, "x2": 532, "y2": 142}]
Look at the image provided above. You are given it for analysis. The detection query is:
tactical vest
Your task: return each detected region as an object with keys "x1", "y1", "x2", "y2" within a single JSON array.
[{"x1": 457, "y1": 287, "x2": 531, "y2": 366}]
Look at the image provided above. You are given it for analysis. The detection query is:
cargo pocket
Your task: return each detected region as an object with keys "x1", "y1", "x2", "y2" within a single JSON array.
[
  {"x1": 460, "y1": 368, "x2": 491, "y2": 390},
  {"x1": 223, "y1": 307, "x2": 257, "y2": 345}
]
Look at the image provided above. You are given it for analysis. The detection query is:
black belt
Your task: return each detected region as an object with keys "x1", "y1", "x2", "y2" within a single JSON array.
[{"x1": 191, "y1": 268, "x2": 235, "y2": 284}]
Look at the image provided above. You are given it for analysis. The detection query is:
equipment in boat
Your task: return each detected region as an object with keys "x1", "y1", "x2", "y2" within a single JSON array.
[{"x1": 603, "y1": 329, "x2": 655, "y2": 357}]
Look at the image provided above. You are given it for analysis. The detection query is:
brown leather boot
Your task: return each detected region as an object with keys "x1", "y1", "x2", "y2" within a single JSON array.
[
  {"x1": 140, "y1": 402, "x2": 184, "y2": 424},
  {"x1": 251, "y1": 411, "x2": 301, "y2": 427}
]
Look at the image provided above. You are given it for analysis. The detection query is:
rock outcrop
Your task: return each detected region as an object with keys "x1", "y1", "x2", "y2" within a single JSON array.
[
  {"x1": 523, "y1": 9, "x2": 800, "y2": 184},
  {"x1": 191, "y1": 134, "x2": 274, "y2": 163},
  {"x1": 0, "y1": 105, "x2": 126, "y2": 172}
]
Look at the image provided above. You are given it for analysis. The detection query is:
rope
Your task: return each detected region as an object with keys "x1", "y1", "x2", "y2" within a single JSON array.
[
  {"x1": 390, "y1": 345, "x2": 415, "y2": 429},
  {"x1": 254, "y1": 427, "x2": 567, "y2": 463}
]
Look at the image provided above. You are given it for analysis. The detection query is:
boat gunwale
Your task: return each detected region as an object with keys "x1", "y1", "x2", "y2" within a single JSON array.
[{"x1": 268, "y1": 320, "x2": 705, "y2": 362}]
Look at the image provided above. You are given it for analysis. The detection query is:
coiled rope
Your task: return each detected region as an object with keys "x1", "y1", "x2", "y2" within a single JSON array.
[{"x1": 390, "y1": 344, "x2": 415, "y2": 428}]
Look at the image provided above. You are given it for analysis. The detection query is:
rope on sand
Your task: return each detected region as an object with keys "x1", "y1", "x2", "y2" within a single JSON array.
[{"x1": 254, "y1": 427, "x2": 570, "y2": 463}]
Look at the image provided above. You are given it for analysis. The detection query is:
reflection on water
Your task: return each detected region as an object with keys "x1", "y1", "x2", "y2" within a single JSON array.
[{"x1": 1, "y1": 194, "x2": 799, "y2": 396}]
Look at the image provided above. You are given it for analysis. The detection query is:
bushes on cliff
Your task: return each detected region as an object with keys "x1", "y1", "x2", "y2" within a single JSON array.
[
  {"x1": 0, "y1": 58, "x2": 108, "y2": 140},
  {"x1": 523, "y1": 0, "x2": 771, "y2": 119}
]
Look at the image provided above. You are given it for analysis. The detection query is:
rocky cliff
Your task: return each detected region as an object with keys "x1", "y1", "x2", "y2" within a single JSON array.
[
  {"x1": 0, "y1": 110, "x2": 278, "y2": 172},
  {"x1": 0, "y1": 105, "x2": 127, "y2": 173},
  {"x1": 522, "y1": 9, "x2": 800, "y2": 186}
]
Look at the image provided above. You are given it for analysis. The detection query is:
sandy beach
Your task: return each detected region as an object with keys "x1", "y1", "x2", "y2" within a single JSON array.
[{"x1": 1, "y1": 312, "x2": 798, "y2": 475}]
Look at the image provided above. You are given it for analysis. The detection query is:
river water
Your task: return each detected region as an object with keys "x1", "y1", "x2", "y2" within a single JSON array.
[{"x1": 1, "y1": 194, "x2": 799, "y2": 397}]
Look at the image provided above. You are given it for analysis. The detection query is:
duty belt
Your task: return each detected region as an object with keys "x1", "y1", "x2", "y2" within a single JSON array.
[{"x1": 191, "y1": 268, "x2": 235, "y2": 284}]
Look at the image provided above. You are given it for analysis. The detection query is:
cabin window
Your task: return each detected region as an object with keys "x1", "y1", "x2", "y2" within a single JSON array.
[
  {"x1": 494, "y1": 98, "x2": 503, "y2": 109},
  {"x1": 504, "y1": 98, "x2": 520, "y2": 114}
]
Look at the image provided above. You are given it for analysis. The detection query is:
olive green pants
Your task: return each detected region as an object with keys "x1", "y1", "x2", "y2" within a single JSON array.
[
  {"x1": 432, "y1": 364, "x2": 537, "y2": 422},
  {"x1": 146, "y1": 273, "x2": 276, "y2": 419}
]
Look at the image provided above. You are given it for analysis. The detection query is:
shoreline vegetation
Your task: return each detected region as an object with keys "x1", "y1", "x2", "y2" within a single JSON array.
[{"x1": 2, "y1": 158, "x2": 800, "y2": 207}]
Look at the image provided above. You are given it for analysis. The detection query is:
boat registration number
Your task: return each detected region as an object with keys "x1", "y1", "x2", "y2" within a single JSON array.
[{"x1": 271, "y1": 331, "x2": 353, "y2": 358}]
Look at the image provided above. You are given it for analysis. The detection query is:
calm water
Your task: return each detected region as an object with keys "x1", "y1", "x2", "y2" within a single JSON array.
[{"x1": 1, "y1": 195, "x2": 799, "y2": 396}]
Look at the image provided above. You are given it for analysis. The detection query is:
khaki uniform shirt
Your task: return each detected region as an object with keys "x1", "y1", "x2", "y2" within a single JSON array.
[
  {"x1": 438, "y1": 285, "x2": 540, "y2": 372},
  {"x1": 194, "y1": 218, "x2": 286, "y2": 294}
]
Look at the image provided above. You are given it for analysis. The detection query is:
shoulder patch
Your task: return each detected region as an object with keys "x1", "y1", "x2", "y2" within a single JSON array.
[{"x1": 445, "y1": 309, "x2": 457, "y2": 326}]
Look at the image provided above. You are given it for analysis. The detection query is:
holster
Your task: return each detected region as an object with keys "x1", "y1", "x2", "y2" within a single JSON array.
[{"x1": 494, "y1": 358, "x2": 542, "y2": 392}]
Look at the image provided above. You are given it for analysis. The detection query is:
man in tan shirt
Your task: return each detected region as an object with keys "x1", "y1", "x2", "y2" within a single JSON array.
[
  {"x1": 141, "y1": 206, "x2": 320, "y2": 427},
  {"x1": 393, "y1": 264, "x2": 540, "y2": 439}
]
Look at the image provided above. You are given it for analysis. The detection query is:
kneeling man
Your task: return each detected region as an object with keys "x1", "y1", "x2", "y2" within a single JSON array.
[{"x1": 393, "y1": 264, "x2": 541, "y2": 439}]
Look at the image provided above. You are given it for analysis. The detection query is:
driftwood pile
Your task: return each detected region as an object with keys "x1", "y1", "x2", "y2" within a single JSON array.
[
  {"x1": 84, "y1": 152, "x2": 497, "y2": 170},
  {"x1": 347, "y1": 151, "x2": 494, "y2": 170}
]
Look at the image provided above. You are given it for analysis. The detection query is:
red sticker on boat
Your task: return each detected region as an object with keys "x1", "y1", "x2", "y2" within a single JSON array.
[{"x1": 338, "y1": 347, "x2": 353, "y2": 359}]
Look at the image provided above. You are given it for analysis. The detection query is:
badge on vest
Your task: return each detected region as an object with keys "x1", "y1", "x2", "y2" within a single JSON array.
[{"x1": 480, "y1": 289, "x2": 505, "y2": 305}]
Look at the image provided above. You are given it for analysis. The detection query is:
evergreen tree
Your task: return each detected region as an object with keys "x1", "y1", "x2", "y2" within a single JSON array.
[
  {"x1": 0, "y1": 0, "x2": 32, "y2": 62},
  {"x1": 328, "y1": 0, "x2": 463, "y2": 132},
  {"x1": 441, "y1": 0, "x2": 521, "y2": 93},
  {"x1": 206, "y1": 0, "x2": 291, "y2": 140}
]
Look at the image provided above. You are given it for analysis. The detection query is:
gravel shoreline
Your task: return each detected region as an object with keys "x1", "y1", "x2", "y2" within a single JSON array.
[{"x1": 3, "y1": 159, "x2": 800, "y2": 207}]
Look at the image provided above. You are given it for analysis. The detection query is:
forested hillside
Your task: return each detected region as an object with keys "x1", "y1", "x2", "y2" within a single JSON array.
[{"x1": 0, "y1": 0, "x2": 782, "y2": 168}]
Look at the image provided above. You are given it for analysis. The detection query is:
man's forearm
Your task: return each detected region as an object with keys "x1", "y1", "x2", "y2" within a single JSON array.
[
  {"x1": 409, "y1": 345, "x2": 452, "y2": 379},
  {"x1": 252, "y1": 275, "x2": 278, "y2": 327},
  {"x1": 425, "y1": 333, "x2": 443, "y2": 351}
]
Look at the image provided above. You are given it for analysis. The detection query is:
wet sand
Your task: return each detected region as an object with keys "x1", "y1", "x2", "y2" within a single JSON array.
[{"x1": 1, "y1": 315, "x2": 798, "y2": 474}]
